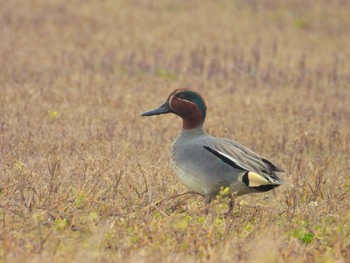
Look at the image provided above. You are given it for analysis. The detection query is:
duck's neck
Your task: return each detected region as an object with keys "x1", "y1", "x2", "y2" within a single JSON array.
[
  {"x1": 181, "y1": 125, "x2": 205, "y2": 135},
  {"x1": 182, "y1": 117, "x2": 204, "y2": 130}
]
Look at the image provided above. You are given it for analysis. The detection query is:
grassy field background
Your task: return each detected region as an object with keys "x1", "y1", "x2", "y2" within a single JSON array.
[{"x1": 1, "y1": 0, "x2": 349, "y2": 262}]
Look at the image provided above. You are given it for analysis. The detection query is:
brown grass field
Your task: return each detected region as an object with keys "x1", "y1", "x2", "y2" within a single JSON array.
[{"x1": 1, "y1": 0, "x2": 350, "y2": 262}]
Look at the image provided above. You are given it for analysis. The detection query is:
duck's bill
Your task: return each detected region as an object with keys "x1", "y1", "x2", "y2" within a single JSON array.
[{"x1": 142, "y1": 102, "x2": 173, "y2": 116}]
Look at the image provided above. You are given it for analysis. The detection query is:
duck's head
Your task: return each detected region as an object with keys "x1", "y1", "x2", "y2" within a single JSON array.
[{"x1": 142, "y1": 89, "x2": 207, "y2": 129}]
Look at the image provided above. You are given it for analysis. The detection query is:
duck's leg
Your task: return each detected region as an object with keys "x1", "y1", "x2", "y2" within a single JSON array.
[
  {"x1": 227, "y1": 191, "x2": 236, "y2": 215},
  {"x1": 205, "y1": 195, "x2": 212, "y2": 215}
]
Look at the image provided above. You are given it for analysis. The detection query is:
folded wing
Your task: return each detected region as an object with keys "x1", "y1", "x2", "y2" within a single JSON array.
[{"x1": 203, "y1": 138, "x2": 284, "y2": 188}]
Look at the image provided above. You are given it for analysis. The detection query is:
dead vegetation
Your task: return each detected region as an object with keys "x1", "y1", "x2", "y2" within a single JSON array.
[{"x1": 0, "y1": 0, "x2": 349, "y2": 262}]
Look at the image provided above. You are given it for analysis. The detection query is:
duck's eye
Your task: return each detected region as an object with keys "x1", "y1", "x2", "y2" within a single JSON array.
[{"x1": 176, "y1": 93, "x2": 186, "y2": 99}]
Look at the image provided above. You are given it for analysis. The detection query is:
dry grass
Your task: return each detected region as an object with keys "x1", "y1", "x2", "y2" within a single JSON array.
[{"x1": 1, "y1": 0, "x2": 350, "y2": 262}]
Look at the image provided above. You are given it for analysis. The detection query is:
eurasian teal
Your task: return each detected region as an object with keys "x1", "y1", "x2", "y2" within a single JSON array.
[{"x1": 142, "y1": 89, "x2": 284, "y2": 212}]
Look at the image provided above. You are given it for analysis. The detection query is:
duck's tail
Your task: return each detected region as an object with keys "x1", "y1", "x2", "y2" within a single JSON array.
[{"x1": 242, "y1": 171, "x2": 283, "y2": 192}]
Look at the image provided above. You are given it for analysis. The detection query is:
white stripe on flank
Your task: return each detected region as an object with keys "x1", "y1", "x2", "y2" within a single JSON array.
[{"x1": 215, "y1": 150, "x2": 249, "y2": 171}]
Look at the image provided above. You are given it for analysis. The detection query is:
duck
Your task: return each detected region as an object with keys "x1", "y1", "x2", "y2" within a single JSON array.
[{"x1": 142, "y1": 89, "x2": 284, "y2": 213}]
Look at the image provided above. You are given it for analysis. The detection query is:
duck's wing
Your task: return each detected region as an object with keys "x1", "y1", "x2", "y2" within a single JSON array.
[{"x1": 203, "y1": 137, "x2": 284, "y2": 186}]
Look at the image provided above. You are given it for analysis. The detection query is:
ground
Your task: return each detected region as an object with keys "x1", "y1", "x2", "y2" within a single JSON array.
[{"x1": 0, "y1": 0, "x2": 349, "y2": 262}]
